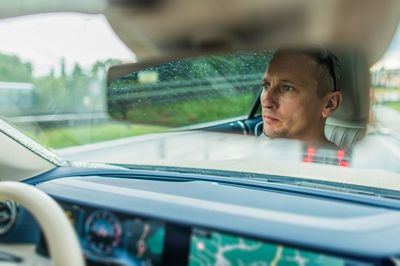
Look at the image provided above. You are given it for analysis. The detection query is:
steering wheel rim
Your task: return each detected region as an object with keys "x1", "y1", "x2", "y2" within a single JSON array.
[{"x1": 0, "y1": 181, "x2": 85, "y2": 266}]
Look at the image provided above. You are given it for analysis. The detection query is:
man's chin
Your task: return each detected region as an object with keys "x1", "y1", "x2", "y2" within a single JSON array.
[
  {"x1": 263, "y1": 128, "x2": 288, "y2": 139},
  {"x1": 263, "y1": 130, "x2": 280, "y2": 139}
]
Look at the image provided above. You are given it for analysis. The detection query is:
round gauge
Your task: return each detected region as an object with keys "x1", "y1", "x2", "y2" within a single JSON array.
[{"x1": 84, "y1": 210, "x2": 122, "y2": 255}]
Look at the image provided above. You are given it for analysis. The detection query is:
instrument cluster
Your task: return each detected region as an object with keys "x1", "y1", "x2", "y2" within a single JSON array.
[{"x1": 42, "y1": 201, "x2": 166, "y2": 266}]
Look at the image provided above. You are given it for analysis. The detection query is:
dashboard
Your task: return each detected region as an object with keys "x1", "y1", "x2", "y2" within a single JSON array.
[
  {"x1": 36, "y1": 198, "x2": 367, "y2": 266},
  {"x1": 3, "y1": 167, "x2": 400, "y2": 265}
]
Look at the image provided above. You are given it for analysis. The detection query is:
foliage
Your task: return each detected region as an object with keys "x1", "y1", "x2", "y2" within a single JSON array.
[
  {"x1": 109, "y1": 51, "x2": 271, "y2": 126},
  {"x1": 112, "y1": 92, "x2": 258, "y2": 127},
  {"x1": 387, "y1": 102, "x2": 400, "y2": 111},
  {"x1": 0, "y1": 53, "x2": 33, "y2": 82},
  {"x1": 0, "y1": 52, "x2": 123, "y2": 116},
  {"x1": 121, "y1": 51, "x2": 272, "y2": 82},
  {"x1": 21, "y1": 123, "x2": 166, "y2": 149}
]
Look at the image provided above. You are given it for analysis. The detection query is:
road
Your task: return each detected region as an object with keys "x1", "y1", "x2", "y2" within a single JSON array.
[{"x1": 374, "y1": 105, "x2": 400, "y2": 133}]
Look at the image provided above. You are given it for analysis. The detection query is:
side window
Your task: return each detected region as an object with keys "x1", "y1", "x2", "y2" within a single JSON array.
[{"x1": 370, "y1": 24, "x2": 400, "y2": 131}]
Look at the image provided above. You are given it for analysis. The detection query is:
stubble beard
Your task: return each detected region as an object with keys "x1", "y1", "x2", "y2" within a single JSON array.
[{"x1": 263, "y1": 125, "x2": 290, "y2": 139}]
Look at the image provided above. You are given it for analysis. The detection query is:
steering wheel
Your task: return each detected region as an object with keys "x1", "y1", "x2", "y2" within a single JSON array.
[{"x1": 0, "y1": 181, "x2": 85, "y2": 266}]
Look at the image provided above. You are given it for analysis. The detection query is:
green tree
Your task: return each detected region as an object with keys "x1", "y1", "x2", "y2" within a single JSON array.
[
  {"x1": 33, "y1": 75, "x2": 69, "y2": 114},
  {"x1": 66, "y1": 63, "x2": 91, "y2": 111},
  {"x1": 91, "y1": 58, "x2": 122, "y2": 80},
  {"x1": 72, "y1": 63, "x2": 84, "y2": 77},
  {"x1": 0, "y1": 53, "x2": 33, "y2": 82},
  {"x1": 60, "y1": 57, "x2": 66, "y2": 77}
]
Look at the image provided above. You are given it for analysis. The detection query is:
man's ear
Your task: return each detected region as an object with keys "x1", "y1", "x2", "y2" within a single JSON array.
[{"x1": 322, "y1": 92, "x2": 342, "y2": 118}]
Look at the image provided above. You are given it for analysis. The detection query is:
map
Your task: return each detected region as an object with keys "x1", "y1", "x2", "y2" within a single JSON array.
[{"x1": 189, "y1": 229, "x2": 346, "y2": 266}]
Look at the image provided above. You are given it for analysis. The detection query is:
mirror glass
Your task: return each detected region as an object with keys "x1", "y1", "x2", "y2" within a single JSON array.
[{"x1": 107, "y1": 51, "x2": 273, "y2": 129}]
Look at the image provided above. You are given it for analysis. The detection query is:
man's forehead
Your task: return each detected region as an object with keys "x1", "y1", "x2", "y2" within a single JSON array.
[
  {"x1": 263, "y1": 52, "x2": 318, "y2": 83},
  {"x1": 271, "y1": 51, "x2": 317, "y2": 66}
]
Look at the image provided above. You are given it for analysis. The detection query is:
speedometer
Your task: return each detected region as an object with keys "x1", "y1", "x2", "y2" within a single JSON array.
[{"x1": 84, "y1": 210, "x2": 122, "y2": 255}]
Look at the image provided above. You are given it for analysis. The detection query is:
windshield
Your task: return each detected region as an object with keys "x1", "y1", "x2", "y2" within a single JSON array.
[{"x1": 0, "y1": 13, "x2": 399, "y2": 193}]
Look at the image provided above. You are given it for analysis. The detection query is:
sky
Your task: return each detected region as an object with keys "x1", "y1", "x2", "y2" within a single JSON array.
[
  {"x1": 0, "y1": 13, "x2": 398, "y2": 77},
  {"x1": 0, "y1": 13, "x2": 135, "y2": 77}
]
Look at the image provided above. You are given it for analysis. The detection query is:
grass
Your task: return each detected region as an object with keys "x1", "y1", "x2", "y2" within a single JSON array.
[
  {"x1": 21, "y1": 123, "x2": 167, "y2": 149},
  {"x1": 19, "y1": 92, "x2": 258, "y2": 149},
  {"x1": 120, "y1": 92, "x2": 257, "y2": 127},
  {"x1": 371, "y1": 87, "x2": 400, "y2": 111},
  {"x1": 372, "y1": 87, "x2": 400, "y2": 97},
  {"x1": 386, "y1": 102, "x2": 400, "y2": 111}
]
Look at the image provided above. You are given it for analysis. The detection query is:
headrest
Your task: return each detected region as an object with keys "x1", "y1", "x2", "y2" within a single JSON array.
[
  {"x1": 330, "y1": 50, "x2": 370, "y2": 123},
  {"x1": 325, "y1": 50, "x2": 370, "y2": 148}
]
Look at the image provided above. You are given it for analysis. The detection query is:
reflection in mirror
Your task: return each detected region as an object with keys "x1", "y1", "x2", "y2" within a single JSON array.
[{"x1": 107, "y1": 51, "x2": 273, "y2": 129}]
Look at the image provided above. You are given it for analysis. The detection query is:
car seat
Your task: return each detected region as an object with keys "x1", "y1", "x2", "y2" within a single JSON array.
[{"x1": 325, "y1": 50, "x2": 370, "y2": 149}]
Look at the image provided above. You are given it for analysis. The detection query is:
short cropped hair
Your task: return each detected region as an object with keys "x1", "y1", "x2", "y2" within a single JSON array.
[{"x1": 273, "y1": 48, "x2": 341, "y2": 98}]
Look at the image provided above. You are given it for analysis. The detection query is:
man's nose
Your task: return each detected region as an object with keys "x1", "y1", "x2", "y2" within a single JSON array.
[{"x1": 260, "y1": 86, "x2": 278, "y2": 109}]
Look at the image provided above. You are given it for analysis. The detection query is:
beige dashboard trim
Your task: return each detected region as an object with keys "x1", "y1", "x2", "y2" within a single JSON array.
[{"x1": 0, "y1": 244, "x2": 50, "y2": 265}]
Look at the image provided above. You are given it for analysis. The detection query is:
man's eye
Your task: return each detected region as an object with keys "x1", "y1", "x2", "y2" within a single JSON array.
[
  {"x1": 282, "y1": 84, "x2": 294, "y2": 92},
  {"x1": 262, "y1": 83, "x2": 271, "y2": 90}
]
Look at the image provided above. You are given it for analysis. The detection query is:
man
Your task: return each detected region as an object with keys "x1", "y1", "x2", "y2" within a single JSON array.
[{"x1": 260, "y1": 48, "x2": 342, "y2": 148}]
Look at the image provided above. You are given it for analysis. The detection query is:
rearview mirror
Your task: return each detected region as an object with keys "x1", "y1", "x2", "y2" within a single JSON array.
[{"x1": 106, "y1": 51, "x2": 273, "y2": 128}]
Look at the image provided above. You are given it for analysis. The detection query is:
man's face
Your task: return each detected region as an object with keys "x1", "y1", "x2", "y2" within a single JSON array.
[{"x1": 260, "y1": 52, "x2": 328, "y2": 141}]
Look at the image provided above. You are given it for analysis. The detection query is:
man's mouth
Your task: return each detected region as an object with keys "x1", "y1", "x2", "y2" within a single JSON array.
[{"x1": 263, "y1": 114, "x2": 280, "y2": 124}]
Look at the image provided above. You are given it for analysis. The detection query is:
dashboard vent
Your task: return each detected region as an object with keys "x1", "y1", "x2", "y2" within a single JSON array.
[{"x1": 0, "y1": 201, "x2": 18, "y2": 235}]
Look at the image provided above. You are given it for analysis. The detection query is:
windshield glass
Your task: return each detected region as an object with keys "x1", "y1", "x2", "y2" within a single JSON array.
[{"x1": 0, "y1": 13, "x2": 399, "y2": 193}]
